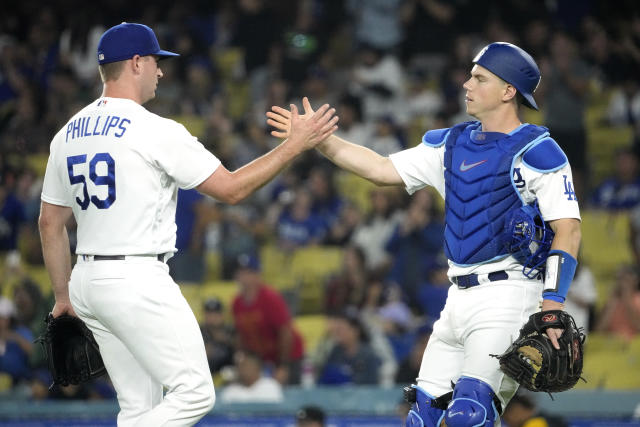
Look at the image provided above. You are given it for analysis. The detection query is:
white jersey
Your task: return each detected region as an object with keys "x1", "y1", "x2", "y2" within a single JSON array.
[
  {"x1": 41, "y1": 97, "x2": 221, "y2": 255},
  {"x1": 389, "y1": 133, "x2": 581, "y2": 279}
]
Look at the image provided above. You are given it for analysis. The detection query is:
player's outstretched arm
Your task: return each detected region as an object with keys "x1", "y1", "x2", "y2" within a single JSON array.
[
  {"x1": 267, "y1": 97, "x2": 404, "y2": 187},
  {"x1": 198, "y1": 102, "x2": 338, "y2": 204}
]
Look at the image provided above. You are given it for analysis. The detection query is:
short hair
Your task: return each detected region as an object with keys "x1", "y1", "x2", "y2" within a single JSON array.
[{"x1": 98, "y1": 60, "x2": 126, "y2": 82}]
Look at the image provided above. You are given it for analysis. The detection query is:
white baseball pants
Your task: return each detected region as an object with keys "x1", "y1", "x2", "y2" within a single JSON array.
[
  {"x1": 69, "y1": 256, "x2": 215, "y2": 426},
  {"x1": 417, "y1": 279, "x2": 542, "y2": 409}
]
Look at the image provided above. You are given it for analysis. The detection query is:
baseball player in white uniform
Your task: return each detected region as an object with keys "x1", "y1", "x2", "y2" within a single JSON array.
[
  {"x1": 267, "y1": 43, "x2": 581, "y2": 427},
  {"x1": 38, "y1": 22, "x2": 338, "y2": 426}
]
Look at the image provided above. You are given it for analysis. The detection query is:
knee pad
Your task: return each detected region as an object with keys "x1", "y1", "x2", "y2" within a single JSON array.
[
  {"x1": 444, "y1": 377, "x2": 500, "y2": 427},
  {"x1": 405, "y1": 385, "x2": 446, "y2": 427}
]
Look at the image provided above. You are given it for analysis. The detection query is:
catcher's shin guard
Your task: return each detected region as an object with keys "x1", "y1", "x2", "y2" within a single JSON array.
[
  {"x1": 444, "y1": 377, "x2": 501, "y2": 427},
  {"x1": 404, "y1": 385, "x2": 446, "y2": 427}
]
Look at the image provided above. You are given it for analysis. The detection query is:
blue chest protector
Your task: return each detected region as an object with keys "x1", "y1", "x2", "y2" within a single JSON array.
[{"x1": 439, "y1": 121, "x2": 549, "y2": 265}]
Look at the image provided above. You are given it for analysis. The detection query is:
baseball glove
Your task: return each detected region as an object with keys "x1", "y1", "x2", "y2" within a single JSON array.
[
  {"x1": 36, "y1": 314, "x2": 106, "y2": 387},
  {"x1": 492, "y1": 310, "x2": 584, "y2": 393}
]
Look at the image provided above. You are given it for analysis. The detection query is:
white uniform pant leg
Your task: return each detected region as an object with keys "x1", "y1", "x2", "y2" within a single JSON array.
[
  {"x1": 416, "y1": 280, "x2": 541, "y2": 408},
  {"x1": 69, "y1": 258, "x2": 215, "y2": 427},
  {"x1": 416, "y1": 284, "x2": 465, "y2": 396}
]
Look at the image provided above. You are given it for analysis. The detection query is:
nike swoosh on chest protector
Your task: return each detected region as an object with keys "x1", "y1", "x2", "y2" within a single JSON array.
[{"x1": 459, "y1": 159, "x2": 488, "y2": 171}]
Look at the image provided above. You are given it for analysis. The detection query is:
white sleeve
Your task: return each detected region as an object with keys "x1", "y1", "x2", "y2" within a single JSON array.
[
  {"x1": 518, "y1": 161, "x2": 581, "y2": 221},
  {"x1": 149, "y1": 119, "x2": 221, "y2": 189},
  {"x1": 41, "y1": 136, "x2": 72, "y2": 207},
  {"x1": 389, "y1": 143, "x2": 445, "y2": 197}
]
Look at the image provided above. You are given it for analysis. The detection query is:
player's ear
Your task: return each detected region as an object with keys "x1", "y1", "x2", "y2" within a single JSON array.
[
  {"x1": 503, "y1": 84, "x2": 518, "y2": 103},
  {"x1": 130, "y1": 55, "x2": 142, "y2": 74}
]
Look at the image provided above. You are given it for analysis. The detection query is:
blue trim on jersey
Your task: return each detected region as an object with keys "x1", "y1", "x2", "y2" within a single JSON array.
[
  {"x1": 510, "y1": 131, "x2": 550, "y2": 205},
  {"x1": 521, "y1": 137, "x2": 568, "y2": 173},
  {"x1": 422, "y1": 128, "x2": 450, "y2": 147},
  {"x1": 508, "y1": 123, "x2": 529, "y2": 135}
]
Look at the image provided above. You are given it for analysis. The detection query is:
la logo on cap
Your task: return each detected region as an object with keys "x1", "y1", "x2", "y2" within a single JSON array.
[{"x1": 98, "y1": 53, "x2": 104, "y2": 61}]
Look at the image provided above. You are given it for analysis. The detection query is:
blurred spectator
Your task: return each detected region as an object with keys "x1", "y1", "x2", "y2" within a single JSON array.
[
  {"x1": 233, "y1": 0, "x2": 280, "y2": 75},
  {"x1": 564, "y1": 258, "x2": 597, "y2": 335},
  {"x1": 351, "y1": 187, "x2": 403, "y2": 274},
  {"x1": 219, "y1": 204, "x2": 265, "y2": 280},
  {"x1": 347, "y1": 0, "x2": 405, "y2": 52},
  {"x1": 279, "y1": 4, "x2": 326, "y2": 91},
  {"x1": 386, "y1": 188, "x2": 445, "y2": 306},
  {"x1": 502, "y1": 392, "x2": 568, "y2": 427},
  {"x1": 324, "y1": 201, "x2": 362, "y2": 246},
  {"x1": 276, "y1": 188, "x2": 326, "y2": 250},
  {"x1": 13, "y1": 278, "x2": 51, "y2": 369},
  {"x1": 376, "y1": 284, "x2": 413, "y2": 336},
  {"x1": 200, "y1": 298, "x2": 235, "y2": 375},
  {"x1": 417, "y1": 261, "x2": 450, "y2": 321},
  {"x1": 58, "y1": 19, "x2": 104, "y2": 86},
  {"x1": 307, "y1": 165, "x2": 344, "y2": 232},
  {"x1": 395, "y1": 322, "x2": 431, "y2": 385},
  {"x1": 220, "y1": 351, "x2": 283, "y2": 403},
  {"x1": 365, "y1": 116, "x2": 404, "y2": 156},
  {"x1": 539, "y1": 32, "x2": 591, "y2": 200},
  {"x1": 350, "y1": 45, "x2": 407, "y2": 124},
  {"x1": 401, "y1": 0, "x2": 458, "y2": 61},
  {"x1": 168, "y1": 189, "x2": 220, "y2": 283},
  {"x1": 231, "y1": 253, "x2": 304, "y2": 384},
  {"x1": 333, "y1": 94, "x2": 373, "y2": 147},
  {"x1": 591, "y1": 149, "x2": 640, "y2": 211},
  {"x1": 324, "y1": 245, "x2": 368, "y2": 312},
  {"x1": 0, "y1": 297, "x2": 32, "y2": 385},
  {"x1": 596, "y1": 264, "x2": 640, "y2": 341},
  {"x1": 296, "y1": 405, "x2": 326, "y2": 427},
  {"x1": 317, "y1": 308, "x2": 380, "y2": 385},
  {"x1": 607, "y1": 77, "x2": 640, "y2": 129},
  {"x1": 0, "y1": 169, "x2": 26, "y2": 252}
]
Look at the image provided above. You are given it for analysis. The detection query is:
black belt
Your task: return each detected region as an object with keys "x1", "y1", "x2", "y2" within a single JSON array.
[
  {"x1": 81, "y1": 254, "x2": 167, "y2": 263},
  {"x1": 452, "y1": 270, "x2": 508, "y2": 288}
]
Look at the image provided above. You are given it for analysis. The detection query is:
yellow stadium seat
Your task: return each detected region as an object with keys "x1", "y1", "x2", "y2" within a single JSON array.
[
  {"x1": 335, "y1": 172, "x2": 377, "y2": 214},
  {"x1": 0, "y1": 373, "x2": 12, "y2": 392},
  {"x1": 260, "y1": 244, "x2": 296, "y2": 290},
  {"x1": 584, "y1": 332, "x2": 628, "y2": 354},
  {"x1": 294, "y1": 314, "x2": 328, "y2": 354},
  {"x1": 205, "y1": 251, "x2": 222, "y2": 281},
  {"x1": 291, "y1": 247, "x2": 343, "y2": 314},
  {"x1": 579, "y1": 210, "x2": 633, "y2": 309}
]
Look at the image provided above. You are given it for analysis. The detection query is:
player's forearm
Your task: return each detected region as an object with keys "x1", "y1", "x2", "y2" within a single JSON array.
[
  {"x1": 227, "y1": 139, "x2": 302, "y2": 204},
  {"x1": 549, "y1": 218, "x2": 581, "y2": 257},
  {"x1": 316, "y1": 135, "x2": 401, "y2": 186},
  {"x1": 39, "y1": 221, "x2": 72, "y2": 302}
]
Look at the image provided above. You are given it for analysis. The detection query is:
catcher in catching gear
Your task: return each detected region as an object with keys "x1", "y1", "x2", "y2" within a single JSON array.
[
  {"x1": 37, "y1": 314, "x2": 106, "y2": 387},
  {"x1": 493, "y1": 310, "x2": 584, "y2": 393}
]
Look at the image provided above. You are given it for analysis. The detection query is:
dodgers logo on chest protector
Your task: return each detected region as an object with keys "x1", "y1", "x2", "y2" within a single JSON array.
[{"x1": 443, "y1": 122, "x2": 548, "y2": 265}]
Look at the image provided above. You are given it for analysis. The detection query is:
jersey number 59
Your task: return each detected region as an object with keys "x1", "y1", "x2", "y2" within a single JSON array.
[{"x1": 67, "y1": 153, "x2": 116, "y2": 210}]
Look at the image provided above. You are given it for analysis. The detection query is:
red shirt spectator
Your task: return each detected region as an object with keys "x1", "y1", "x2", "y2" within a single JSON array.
[{"x1": 231, "y1": 253, "x2": 304, "y2": 385}]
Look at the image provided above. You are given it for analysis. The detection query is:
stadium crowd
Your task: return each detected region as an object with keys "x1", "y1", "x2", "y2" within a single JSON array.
[{"x1": 1, "y1": 0, "x2": 640, "y2": 400}]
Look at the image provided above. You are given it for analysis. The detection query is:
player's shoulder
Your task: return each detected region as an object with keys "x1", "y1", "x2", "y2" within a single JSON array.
[
  {"x1": 421, "y1": 121, "x2": 479, "y2": 148},
  {"x1": 421, "y1": 127, "x2": 451, "y2": 147},
  {"x1": 522, "y1": 136, "x2": 568, "y2": 172}
]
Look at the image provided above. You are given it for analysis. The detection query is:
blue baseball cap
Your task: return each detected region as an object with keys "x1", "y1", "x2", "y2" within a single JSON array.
[
  {"x1": 97, "y1": 22, "x2": 179, "y2": 65},
  {"x1": 473, "y1": 42, "x2": 541, "y2": 110}
]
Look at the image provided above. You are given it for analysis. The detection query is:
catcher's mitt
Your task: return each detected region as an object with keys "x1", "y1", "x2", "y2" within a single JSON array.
[
  {"x1": 36, "y1": 314, "x2": 106, "y2": 387},
  {"x1": 492, "y1": 310, "x2": 584, "y2": 393}
]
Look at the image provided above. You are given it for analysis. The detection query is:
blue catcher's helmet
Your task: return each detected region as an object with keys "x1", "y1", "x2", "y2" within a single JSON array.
[
  {"x1": 504, "y1": 203, "x2": 555, "y2": 278},
  {"x1": 473, "y1": 42, "x2": 541, "y2": 110}
]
